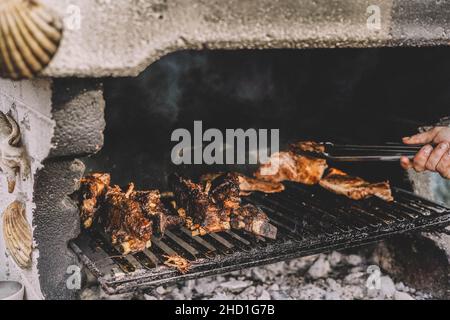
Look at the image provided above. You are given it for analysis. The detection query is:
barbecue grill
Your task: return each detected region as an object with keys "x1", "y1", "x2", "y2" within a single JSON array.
[
  {"x1": 1, "y1": 0, "x2": 450, "y2": 300},
  {"x1": 71, "y1": 183, "x2": 450, "y2": 294}
]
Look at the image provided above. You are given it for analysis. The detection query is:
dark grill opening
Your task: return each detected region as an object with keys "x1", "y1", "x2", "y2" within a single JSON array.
[{"x1": 73, "y1": 47, "x2": 450, "y2": 295}]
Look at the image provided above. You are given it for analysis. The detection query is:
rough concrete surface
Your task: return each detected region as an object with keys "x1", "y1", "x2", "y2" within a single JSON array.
[
  {"x1": 49, "y1": 79, "x2": 105, "y2": 158},
  {"x1": 40, "y1": 0, "x2": 450, "y2": 78},
  {"x1": 33, "y1": 159, "x2": 85, "y2": 300}
]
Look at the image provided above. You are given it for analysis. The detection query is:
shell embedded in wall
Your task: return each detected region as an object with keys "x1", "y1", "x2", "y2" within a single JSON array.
[
  {"x1": 0, "y1": 111, "x2": 30, "y2": 193},
  {"x1": 2, "y1": 201, "x2": 32, "y2": 269},
  {"x1": 0, "y1": 0, "x2": 63, "y2": 80}
]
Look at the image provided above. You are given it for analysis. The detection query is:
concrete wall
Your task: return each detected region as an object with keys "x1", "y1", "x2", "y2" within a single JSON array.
[{"x1": 41, "y1": 0, "x2": 450, "y2": 78}]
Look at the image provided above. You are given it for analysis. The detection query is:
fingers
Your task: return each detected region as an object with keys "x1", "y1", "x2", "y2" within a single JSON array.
[
  {"x1": 402, "y1": 127, "x2": 441, "y2": 145},
  {"x1": 425, "y1": 142, "x2": 449, "y2": 172},
  {"x1": 412, "y1": 145, "x2": 433, "y2": 172},
  {"x1": 400, "y1": 156, "x2": 412, "y2": 170},
  {"x1": 436, "y1": 149, "x2": 450, "y2": 179}
]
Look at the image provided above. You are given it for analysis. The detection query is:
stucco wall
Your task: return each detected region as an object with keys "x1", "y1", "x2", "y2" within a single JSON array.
[{"x1": 0, "y1": 79, "x2": 55, "y2": 300}]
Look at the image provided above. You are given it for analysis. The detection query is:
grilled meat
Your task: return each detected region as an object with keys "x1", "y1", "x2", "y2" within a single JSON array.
[
  {"x1": 169, "y1": 173, "x2": 233, "y2": 235},
  {"x1": 125, "y1": 184, "x2": 184, "y2": 237},
  {"x1": 171, "y1": 172, "x2": 278, "y2": 238},
  {"x1": 78, "y1": 174, "x2": 183, "y2": 254},
  {"x1": 238, "y1": 175, "x2": 285, "y2": 194},
  {"x1": 231, "y1": 204, "x2": 277, "y2": 239},
  {"x1": 103, "y1": 184, "x2": 153, "y2": 254},
  {"x1": 78, "y1": 173, "x2": 111, "y2": 229},
  {"x1": 319, "y1": 168, "x2": 394, "y2": 202},
  {"x1": 255, "y1": 151, "x2": 327, "y2": 185},
  {"x1": 200, "y1": 172, "x2": 285, "y2": 195},
  {"x1": 208, "y1": 172, "x2": 241, "y2": 210}
]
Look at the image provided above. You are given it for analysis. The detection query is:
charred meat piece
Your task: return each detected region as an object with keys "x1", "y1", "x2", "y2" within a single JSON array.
[
  {"x1": 200, "y1": 173, "x2": 278, "y2": 238},
  {"x1": 200, "y1": 172, "x2": 285, "y2": 195},
  {"x1": 172, "y1": 172, "x2": 278, "y2": 238},
  {"x1": 207, "y1": 172, "x2": 241, "y2": 210},
  {"x1": 231, "y1": 204, "x2": 277, "y2": 239},
  {"x1": 128, "y1": 185, "x2": 184, "y2": 237},
  {"x1": 102, "y1": 184, "x2": 153, "y2": 254},
  {"x1": 78, "y1": 173, "x2": 111, "y2": 229},
  {"x1": 255, "y1": 151, "x2": 327, "y2": 185},
  {"x1": 169, "y1": 173, "x2": 232, "y2": 236},
  {"x1": 78, "y1": 174, "x2": 183, "y2": 254},
  {"x1": 319, "y1": 168, "x2": 394, "y2": 202}
]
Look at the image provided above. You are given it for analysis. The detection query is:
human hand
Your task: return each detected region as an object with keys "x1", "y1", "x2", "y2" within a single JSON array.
[{"x1": 400, "y1": 126, "x2": 450, "y2": 178}]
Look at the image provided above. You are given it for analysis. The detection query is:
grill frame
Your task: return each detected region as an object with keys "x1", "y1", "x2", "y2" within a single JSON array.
[{"x1": 71, "y1": 183, "x2": 450, "y2": 295}]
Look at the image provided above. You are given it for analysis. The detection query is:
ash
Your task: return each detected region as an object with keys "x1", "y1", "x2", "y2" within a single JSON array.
[{"x1": 81, "y1": 250, "x2": 432, "y2": 300}]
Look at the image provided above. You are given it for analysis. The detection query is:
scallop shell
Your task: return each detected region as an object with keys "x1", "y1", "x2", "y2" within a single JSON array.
[
  {"x1": 0, "y1": 0, "x2": 63, "y2": 80},
  {"x1": 2, "y1": 201, "x2": 32, "y2": 268}
]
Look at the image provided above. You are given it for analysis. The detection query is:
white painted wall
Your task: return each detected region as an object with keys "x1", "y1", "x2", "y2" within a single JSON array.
[{"x1": 0, "y1": 79, "x2": 55, "y2": 300}]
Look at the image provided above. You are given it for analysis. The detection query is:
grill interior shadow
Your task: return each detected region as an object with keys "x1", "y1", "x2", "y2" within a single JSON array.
[{"x1": 84, "y1": 47, "x2": 450, "y2": 190}]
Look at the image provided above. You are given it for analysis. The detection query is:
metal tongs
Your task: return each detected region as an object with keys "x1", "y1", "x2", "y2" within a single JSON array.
[{"x1": 294, "y1": 142, "x2": 424, "y2": 162}]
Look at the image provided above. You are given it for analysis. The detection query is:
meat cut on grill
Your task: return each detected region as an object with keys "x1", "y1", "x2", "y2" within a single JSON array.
[
  {"x1": 102, "y1": 184, "x2": 154, "y2": 254},
  {"x1": 254, "y1": 151, "x2": 328, "y2": 185},
  {"x1": 252, "y1": 141, "x2": 394, "y2": 202},
  {"x1": 200, "y1": 172, "x2": 285, "y2": 195},
  {"x1": 319, "y1": 168, "x2": 394, "y2": 202},
  {"x1": 78, "y1": 173, "x2": 111, "y2": 229},
  {"x1": 238, "y1": 175, "x2": 285, "y2": 195},
  {"x1": 231, "y1": 204, "x2": 277, "y2": 239},
  {"x1": 170, "y1": 172, "x2": 277, "y2": 239},
  {"x1": 78, "y1": 174, "x2": 183, "y2": 254},
  {"x1": 169, "y1": 172, "x2": 235, "y2": 236}
]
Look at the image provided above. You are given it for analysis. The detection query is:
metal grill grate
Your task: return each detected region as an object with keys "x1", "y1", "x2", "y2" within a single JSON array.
[{"x1": 70, "y1": 182, "x2": 450, "y2": 295}]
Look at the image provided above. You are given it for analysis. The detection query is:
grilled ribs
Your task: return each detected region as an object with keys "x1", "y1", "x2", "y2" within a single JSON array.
[
  {"x1": 231, "y1": 204, "x2": 277, "y2": 239},
  {"x1": 169, "y1": 173, "x2": 236, "y2": 236},
  {"x1": 319, "y1": 168, "x2": 394, "y2": 202},
  {"x1": 78, "y1": 174, "x2": 183, "y2": 254},
  {"x1": 102, "y1": 184, "x2": 153, "y2": 254},
  {"x1": 170, "y1": 172, "x2": 277, "y2": 239},
  {"x1": 254, "y1": 151, "x2": 327, "y2": 185}
]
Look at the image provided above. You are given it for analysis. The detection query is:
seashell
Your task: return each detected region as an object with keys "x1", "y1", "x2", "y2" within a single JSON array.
[
  {"x1": 2, "y1": 201, "x2": 32, "y2": 268},
  {"x1": 0, "y1": 0, "x2": 63, "y2": 80},
  {"x1": 0, "y1": 111, "x2": 30, "y2": 194}
]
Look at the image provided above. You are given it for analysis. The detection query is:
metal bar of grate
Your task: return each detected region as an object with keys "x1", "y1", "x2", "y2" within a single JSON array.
[{"x1": 70, "y1": 183, "x2": 450, "y2": 295}]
